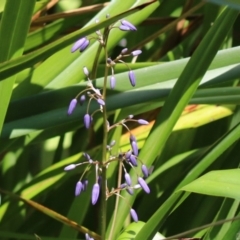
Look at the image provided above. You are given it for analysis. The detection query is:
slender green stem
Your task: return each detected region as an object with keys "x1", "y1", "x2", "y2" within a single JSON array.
[
  {"x1": 100, "y1": 29, "x2": 110, "y2": 240},
  {"x1": 100, "y1": 166, "x2": 107, "y2": 240}
]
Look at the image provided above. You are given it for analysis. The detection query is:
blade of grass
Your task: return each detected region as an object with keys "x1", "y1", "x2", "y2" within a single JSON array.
[
  {"x1": 132, "y1": 7, "x2": 238, "y2": 240},
  {"x1": 0, "y1": 0, "x2": 35, "y2": 135}
]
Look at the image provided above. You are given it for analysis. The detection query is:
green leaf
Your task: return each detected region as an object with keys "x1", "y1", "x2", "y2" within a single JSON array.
[
  {"x1": 133, "y1": 7, "x2": 239, "y2": 240},
  {"x1": 181, "y1": 169, "x2": 240, "y2": 199},
  {"x1": 208, "y1": 0, "x2": 240, "y2": 10},
  {"x1": 0, "y1": 0, "x2": 35, "y2": 135},
  {"x1": 0, "y1": 0, "x2": 158, "y2": 82},
  {"x1": 0, "y1": 189, "x2": 101, "y2": 240},
  {"x1": 117, "y1": 221, "x2": 165, "y2": 240}
]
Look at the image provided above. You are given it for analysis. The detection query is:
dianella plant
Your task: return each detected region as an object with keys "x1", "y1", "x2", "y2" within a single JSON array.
[
  {"x1": 2, "y1": 1, "x2": 240, "y2": 240},
  {"x1": 65, "y1": 18, "x2": 151, "y2": 239}
]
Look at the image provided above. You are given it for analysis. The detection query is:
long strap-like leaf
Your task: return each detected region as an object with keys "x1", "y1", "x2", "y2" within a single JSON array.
[
  {"x1": 134, "y1": 7, "x2": 239, "y2": 240},
  {"x1": 0, "y1": 0, "x2": 35, "y2": 135}
]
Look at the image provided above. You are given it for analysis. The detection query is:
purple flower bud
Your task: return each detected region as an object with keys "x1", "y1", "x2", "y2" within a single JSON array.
[
  {"x1": 141, "y1": 164, "x2": 149, "y2": 178},
  {"x1": 71, "y1": 37, "x2": 87, "y2": 53},
  {"x1": 125, "y1": 173, "x2": 132, "y2": 186},
  {"x1": 67, "y1": 99, "x2": 77, "y2": 115},
  {"x1": 85, "y1": 233, "x2": 90, "y2": 240},
  {"x1": 138, "y1": 177, "x2": 150, "y2": 194},
  {"x1": 130, "y1": 208, "x2": 138, "y2": 222},
  {"x1": 84, "y1": 114, "x2": 91, "y2": 129},
  {"x1": 121, "y1": 48, "x2": 128, "y2": 54},
  {"x1": 79, "y1": 39, "x2": 90, "y2": 52},
  {"x1": 137, "y1": 119, "x2": 149, "y2": 125},
  {"x1": 83, "y1": 152, "x2": 91, "y2": 161},
  {"x1": 126, "y1": 188, "x2": 134, "y2": 195},
  {"x1": 125, "y1": 150, "x2": 131, "y2": 159},
  {"x1": 131, "y1": 141, "x2": 138, "y2": 156},
  {"x1": 92, "y1": 183, "x2": 100, "y2": 205},
  {"x1": 75, "y1": 181, "x2": 83, "y2": 196},
  {"x1": 80, "y1": 95, "x2": 86, "y2": 105},
  {"x1": 83, "y1": 66, "x2": 89, "y2": 76},
  {"x1": 64, "y1": 164, "x2": 76, "y2": 171},
  {"x1": 128, "y1": 70, "x2": 136, "y2": 87},
  {"x1": 121, "y1": 20, "x2": 137, "y2": 31},
  {"x1": 129, "y1": 154, "x2": 138, "y2": 166},
  {"x1": 97, "y1": 98, "x2": 105, "y2": 106},
  {"x1": 110, "y1": 75, "x2": 116, "y2": 89},
  {"x1": 131, "y1": 50, "x2": 142, "y2": 56},
  {"x1": 85, "y1": 233, "x2": 94, "y2": 240},
  {"x1": 119, "y1": 25, "x2": 131, "y2": 31},
  {"x1": 82, "y1": 179, "x2": 88, "y2": 191},
  {"x1": 130, "y1": 134, "x2": 137, "y2": 142},
  {"x1": 120, "y1": 183, "x2": 127, "y2": 189}
]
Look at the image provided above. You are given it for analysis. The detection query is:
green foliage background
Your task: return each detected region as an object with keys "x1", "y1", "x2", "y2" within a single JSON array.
[{"x1": 1, "y1": 0, "x2": 240, "y2": 239}]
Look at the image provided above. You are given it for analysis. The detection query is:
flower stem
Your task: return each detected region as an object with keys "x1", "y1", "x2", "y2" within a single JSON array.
[{"x1": 100, "y1": 32, "x2": 110, "y2": 239}]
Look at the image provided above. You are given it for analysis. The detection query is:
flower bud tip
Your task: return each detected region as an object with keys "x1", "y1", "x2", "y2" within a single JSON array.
[
  {"x1": 64, "y1": 164, "x2": 76, "y2": 171},
  {"x1": 67, "y1": 99, "x2": 77, "y2": 115},
  {"x1": 92, "y1": 183, "x2": 100, "y2": 205},
  {"x1": 128, "y1": 70, "x2": 136, "y2": 87},
  {"x1": 138, "y1": 177, "x2": 150, "y2": 194},
  {"x1": 75, "y1": 181, "x2": 83, "y2": 196},
  {"x1": 138, "y1": 119, "x2": 149, "y2": 125},
  {"x1": 125, "y1": 173, "x2": 132, "y2": 186},
  {"x1": 130, "y1": 208, "x2": 138, "y2": 222},
  {"x1": 121, "y1": 20, "x2": 137, "y2": 31},
  {"x1": 84, "y1": 114, "x2": 91, "y2": 129}
]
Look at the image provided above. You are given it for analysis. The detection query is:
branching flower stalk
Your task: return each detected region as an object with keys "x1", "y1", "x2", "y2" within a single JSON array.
[{"x1": 66, "y1": 17, "x2": 151, "y2": 240}]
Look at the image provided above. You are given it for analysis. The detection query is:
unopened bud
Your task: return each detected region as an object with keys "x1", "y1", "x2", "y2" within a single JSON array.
[
  {"x1": 130, "y1": 208, "x2": 138, "y2": 222},
  {"x1": 121, "y1": 20, "x2": 137, "y2": 31},
  {"x1": 92, "y1": 183, "x2": 100, "y2": 205},
  {"x1": 67, "y1": 99, "x2": 77, "y2": 115}
]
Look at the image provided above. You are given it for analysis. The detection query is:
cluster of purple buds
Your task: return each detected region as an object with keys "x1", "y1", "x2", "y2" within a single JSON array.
[
  {"x1": 67, "y1": 19, "x2": 151, "y2": 225},
  {"x1": 119, "y1": 156, "x2": 151, "y2": 222},
  {"x1": 67, "y1": 66, "x2": 106, "y2": 129},
  {"x1": 121, "y1": 154, "x2": 151, "y2": 195},
  {"x1": 64, "y1": 152, "x2": 101, "y2": 205},
  {"x1": 64, "y1": 148, "x2": 151, "y2": 223},
  {"x1": 119, "y1": 19, "x2": 137, "y2": 31},
  {"x1": 75, "y1": 180, "x2": 89, "y2": 196},
  {"x1": 107, "y1": 47, "x2": 142, "y2": 88},
  {"x1": 71, "y1": 37, "x2": 90, "y2": 53}
]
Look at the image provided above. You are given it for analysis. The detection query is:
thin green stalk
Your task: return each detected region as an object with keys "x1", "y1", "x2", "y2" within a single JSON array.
[{"x1": 100, "y1": 30, "x2": 110, "y2": 240}]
